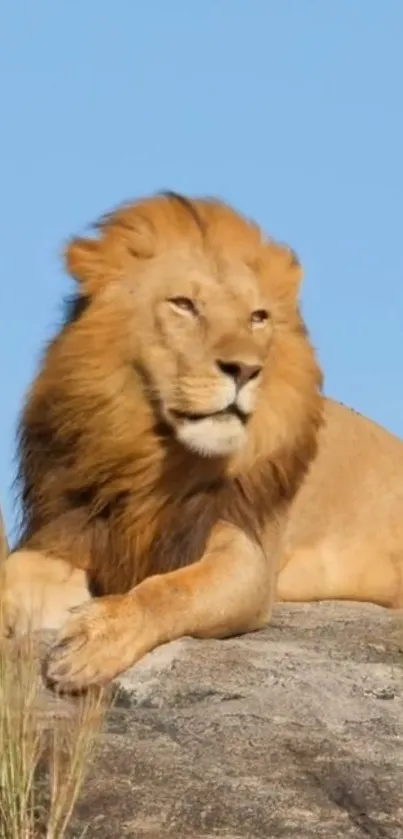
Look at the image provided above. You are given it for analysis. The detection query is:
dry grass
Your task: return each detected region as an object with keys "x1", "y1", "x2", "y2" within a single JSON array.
[{"x1": 0, "y1": 626, "x2": 110, "y2": 839}]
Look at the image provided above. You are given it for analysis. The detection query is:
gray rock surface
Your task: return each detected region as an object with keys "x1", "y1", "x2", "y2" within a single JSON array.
[{"x1": 6, "y1": 602, "x2": 403, "y2": 837}]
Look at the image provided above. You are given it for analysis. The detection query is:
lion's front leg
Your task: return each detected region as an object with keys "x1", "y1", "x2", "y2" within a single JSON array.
[
  {"x1": 45, "y1": 523, "x2": 274, "y2": 692},
  {"x1": 0, "y1": 549, "x2": 91, "y2": 637}
]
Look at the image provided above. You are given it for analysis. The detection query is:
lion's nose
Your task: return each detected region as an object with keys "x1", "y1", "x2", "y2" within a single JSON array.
[{"x1": 216, "y1": 360, "x2": 262, "y2": 388}]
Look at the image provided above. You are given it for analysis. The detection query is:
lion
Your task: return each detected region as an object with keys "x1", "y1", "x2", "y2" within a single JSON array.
[
  {"x1": 0, "y1": 506, "x2": 7, "y2": 564},
  {"x1": 1, "y1": 192, "x2": 402, "y2": 693}
]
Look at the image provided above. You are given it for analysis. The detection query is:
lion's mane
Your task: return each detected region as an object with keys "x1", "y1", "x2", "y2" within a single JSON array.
[{"x1": 15, "y1": 193, "x2": 323, "y2": 597}]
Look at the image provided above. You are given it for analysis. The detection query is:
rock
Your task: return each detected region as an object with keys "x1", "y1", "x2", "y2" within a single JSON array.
[{"x1": 3, "y1": 602, "x2": 403, "y2": 837}]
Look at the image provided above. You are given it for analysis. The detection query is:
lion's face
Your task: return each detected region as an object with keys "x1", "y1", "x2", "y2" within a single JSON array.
[
  {"x1": 65, "y1": 194, "x2": 310, "y2": 459},
  {"x1": 131, "y1": 251, "x2": 273, "y2": 457}
]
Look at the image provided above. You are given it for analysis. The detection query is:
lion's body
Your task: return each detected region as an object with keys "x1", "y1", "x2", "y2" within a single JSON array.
[
  {"x1": 0, "y1": 507, "x2": 7, "y2": 564},
  {"x1": 2, "y1": 192, "x2": 402, "y2": 691},
  {"x1": 277, "y1": 398, "x2": 403, "y2": 608}
]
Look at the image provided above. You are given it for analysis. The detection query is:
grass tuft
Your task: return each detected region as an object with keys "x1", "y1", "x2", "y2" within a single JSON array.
[{"x1": 0, "y1": 624, "x2": 109, "y2": 839}]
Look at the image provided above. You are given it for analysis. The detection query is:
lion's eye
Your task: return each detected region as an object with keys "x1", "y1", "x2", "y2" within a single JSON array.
[
  {"x1": 168, "y1": 297, "x2": 198, "y2": 316},
  {"x1": 250, "y1": 309, "x2": 269, "y2": 326}
]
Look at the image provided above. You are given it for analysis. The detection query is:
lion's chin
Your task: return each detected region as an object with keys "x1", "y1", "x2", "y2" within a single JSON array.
[{"x1": 174, "y1": 414, "x2": 248, "y2": 458}]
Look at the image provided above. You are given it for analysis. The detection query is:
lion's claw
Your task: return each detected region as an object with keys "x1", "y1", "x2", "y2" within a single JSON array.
[{"x1": 43, "y1": 597, "x2": 138, "y2": 692}]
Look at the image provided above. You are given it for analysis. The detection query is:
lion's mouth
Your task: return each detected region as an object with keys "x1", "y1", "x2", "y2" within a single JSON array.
[{"x1": 170, "y1": 404, "x2": 248, "y2": 425}]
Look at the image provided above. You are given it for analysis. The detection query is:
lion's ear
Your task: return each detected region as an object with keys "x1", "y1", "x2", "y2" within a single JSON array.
[
  {"x1": 64, "y1": 237, "x2": 105, "y2": 293},
  {"x1": 282, "y1": 252, "x2": 303, "y2": 301},
  {"x1": 263, "y1": 241, "x2": 303, "y2": 304}
]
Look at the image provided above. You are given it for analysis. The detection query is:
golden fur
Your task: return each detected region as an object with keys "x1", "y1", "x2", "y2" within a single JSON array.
[
  {"x1": 277, "y1": 398, "x2": 403, "y2": 609},
  {"x1": 2, "y1": 192, "x2": 402, "y2": 692},
  {"x1": 0, "y1": 192, "x2": 323, "y2": 689},
  {"x1": 0, "y1": 507, "x2": 7, "y2": 564}
]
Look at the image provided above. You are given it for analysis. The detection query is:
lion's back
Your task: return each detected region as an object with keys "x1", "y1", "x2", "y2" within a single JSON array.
[{"x1": 281, "y1": 397, "x2": 403, "y2": 549}]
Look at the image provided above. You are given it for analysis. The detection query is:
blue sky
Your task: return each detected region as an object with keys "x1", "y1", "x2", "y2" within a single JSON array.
[{"x1": 1, "y1": 1, "x2": 402, "y2": 538}]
